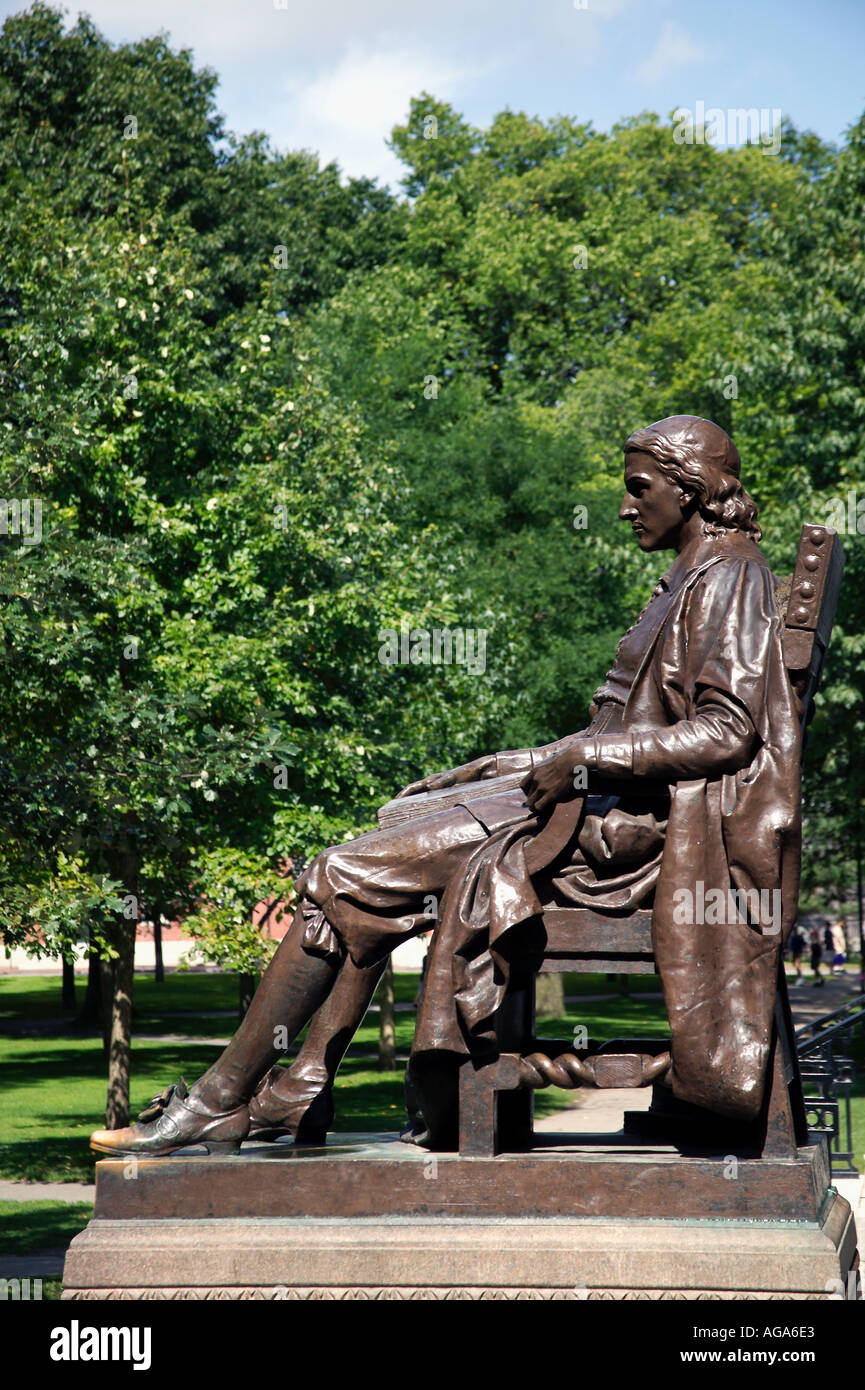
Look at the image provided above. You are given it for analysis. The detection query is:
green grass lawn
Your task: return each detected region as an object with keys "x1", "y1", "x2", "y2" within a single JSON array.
[
  {"x1": 0, "y1": 966, "x2": 861, "y2": 1201},
  {"x1": 0, "y1": 968, "x2": 659, "y2": 1186},
  {"x1": 801, "y1": 1077, "x2": 865, "y2": 1177},
  {"x1": 0, "y1": 1200, "x2": 92, "y2": 1255},
  {"x1": 851, "y1": 1080, "x2": 865, "y2": 1174},
  {"x1": 0, "y1": 1200, "x2": 92, "y2": 1302},
  {"x1": 0, "y1": 966, "x2": 425, "y2": 1024}
]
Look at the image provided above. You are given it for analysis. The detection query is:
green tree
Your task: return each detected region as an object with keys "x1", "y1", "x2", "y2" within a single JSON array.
[{"x1": 0, "y1": 9, "x2": 466, "y2": 1125}]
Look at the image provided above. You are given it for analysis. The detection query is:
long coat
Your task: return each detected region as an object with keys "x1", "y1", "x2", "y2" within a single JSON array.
[
  {"x1": 617, "y1": 532, "x2": 801, "y2": 1119},
  {"x1": 413, "y1": 531, "x2": 802, "y2": 1122}
]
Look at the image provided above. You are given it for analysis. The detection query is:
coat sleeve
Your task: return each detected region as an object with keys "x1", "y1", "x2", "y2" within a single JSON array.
[
  {"x1": 496, "y1": 732, "x2": 588, "y2": 777},
  {"x1": 584, "y1": 558, "x2": 778, "y2": 782}
]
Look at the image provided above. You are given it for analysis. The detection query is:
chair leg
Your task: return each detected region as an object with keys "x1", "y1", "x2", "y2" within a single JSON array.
[
  {"x1": 774, "y1": 961, "x2": 809, "y2": 1146},
  {"x1": 459, "y1": 1062, "x2": 497, "y2": 1157},
  {"x1": 459, "y1": 1055, "x2": 523, "y2": 1157},
  {"x1": 488, "y1": 968, "x2": 535, "y2": 1152},
  {"x1": 760, "y1": 1032, "x2": 798, "y2": 1159},
  {"x1": 760, "y1": 962, "x2": 807, "y2": 1159}
]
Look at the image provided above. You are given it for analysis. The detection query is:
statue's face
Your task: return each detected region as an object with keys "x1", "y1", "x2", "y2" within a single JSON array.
[{"x1": 619, "y1": 452, "x2": 689, "y2": 551}]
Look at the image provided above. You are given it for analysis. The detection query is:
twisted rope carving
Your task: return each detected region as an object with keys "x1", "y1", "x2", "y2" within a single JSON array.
[
  {"x1": 518, "y1": 1052, "x2": 594, "y2": 1088},
  {"x1": 516, "y1": 1050, "x2": 672, "y2": 1090}
]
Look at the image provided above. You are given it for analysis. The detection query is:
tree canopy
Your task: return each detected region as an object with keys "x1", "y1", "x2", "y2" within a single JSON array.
[{"x1": 1, "y1": 4, "x2": 862, "y2": 1121}]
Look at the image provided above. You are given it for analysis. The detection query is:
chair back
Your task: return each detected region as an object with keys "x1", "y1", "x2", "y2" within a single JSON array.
[{"x1": 778, "y1": 524, "x2": 844, "y2": 748}]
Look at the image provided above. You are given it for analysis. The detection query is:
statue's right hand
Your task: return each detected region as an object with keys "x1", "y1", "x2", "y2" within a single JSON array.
[{"x1": 394, "y1": 754, "x2": 497, "y2": 800}]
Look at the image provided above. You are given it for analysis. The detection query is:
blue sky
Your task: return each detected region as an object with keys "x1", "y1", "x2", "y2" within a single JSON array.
[{"x1": 4, "y1": 0, "x2": 864, "y2": 186}]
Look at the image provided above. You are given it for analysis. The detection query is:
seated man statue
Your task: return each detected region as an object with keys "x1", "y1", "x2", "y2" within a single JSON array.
[{"x1": 91, "y1": 415, "x2": 801, "y2": 1157}]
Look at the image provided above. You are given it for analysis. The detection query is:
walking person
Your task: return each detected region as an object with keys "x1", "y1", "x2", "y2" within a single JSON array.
[
  {"x1": 831, "y1": 918, "x2": 847, "y2": 976},
  {"x1": 809, "y1": 925, "x2": 825, "y2": 986},
  {"x1": 789, "y1": 926, "x2": 806, "y2": 984}
]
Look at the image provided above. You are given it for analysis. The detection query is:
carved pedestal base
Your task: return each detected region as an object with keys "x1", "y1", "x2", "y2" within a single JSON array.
[{"x1": 62, "y1": 1133, "x2": 858, "y2": 1301}]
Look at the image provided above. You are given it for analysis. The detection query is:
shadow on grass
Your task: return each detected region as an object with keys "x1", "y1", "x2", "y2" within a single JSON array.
[
  {"x1": 0, "y1": 1138, "x2": 95, "y2": 1184},
  {"x1": 0, "y1": 1043, "x2": 227, "y2": 1098},
  {"x1": 535, "y1": 999, "x2": 670, "y2": 1041},
  {"x1": 0, "y1": 1064, "x2": 412, "y2": 1179},
  {"x1": 0, "y1": 1201, "x2": 92, "y2": 1256},
  {"x1": 329, "y1": 1063, "x2": 409, "y2": 1132},
  {"x1": 329, "y1": 1062, "x2": 583, "y2": 1132}
]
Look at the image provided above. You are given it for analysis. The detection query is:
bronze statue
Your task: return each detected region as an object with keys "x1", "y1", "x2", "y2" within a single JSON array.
[{"x1": 90, "y1": 415, "x2": 801, "y2": 1157}]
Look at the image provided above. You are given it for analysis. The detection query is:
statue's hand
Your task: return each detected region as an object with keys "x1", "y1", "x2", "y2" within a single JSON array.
[
  {"x1": 521, "y1": 741, "x2": 591, "y2": 816},
  {"x1": 394, "y1": 754, "x2": 498, "y2": 800}
]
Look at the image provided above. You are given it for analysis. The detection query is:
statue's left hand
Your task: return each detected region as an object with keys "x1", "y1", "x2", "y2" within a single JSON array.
[
  {"x1": 521, "y1": 741, "x2": 591, "y2": 816},
  {"x1": 394, "y1": 754, "x2": 498, "y2": 800}
]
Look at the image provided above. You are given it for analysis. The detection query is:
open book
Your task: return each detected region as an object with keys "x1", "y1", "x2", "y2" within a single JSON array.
[{"x1": 377, "y1": 771, "x2": 526, "y2": 829}]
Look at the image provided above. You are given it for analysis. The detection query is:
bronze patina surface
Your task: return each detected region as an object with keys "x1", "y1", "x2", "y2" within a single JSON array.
[
  {"x1": 88, "y1": 415, "x2": 839, "y2": 1166},
  {"x1": 91, "y1": 1136, "x2": 831, "y2": 1223}
]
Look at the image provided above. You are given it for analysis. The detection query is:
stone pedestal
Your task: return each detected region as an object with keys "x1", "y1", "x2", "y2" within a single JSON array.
[{"x1": 62, "y1": 1133, "x2": 859, "y2": 1301}]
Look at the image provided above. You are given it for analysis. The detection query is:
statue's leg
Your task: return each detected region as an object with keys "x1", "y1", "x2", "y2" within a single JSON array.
[
  {"x1": 91, "y1": 804, "x2": 494, "y2": 1156},
  {"x1": 194, "y1": 906, "x2": 343, "y2": 1110},
  {"x1": 249, "y1": 955, "x2": 387, "y2": 1142},
  {"x1": 246, "y1": 804, "x2": 505, "y2": 1142},
  {"x1": 250, "y1": 804, "x2": 499, "y2": 1144},
  {"x1": 90, "y1": 907, "x2": 341, "y2": 1156}
]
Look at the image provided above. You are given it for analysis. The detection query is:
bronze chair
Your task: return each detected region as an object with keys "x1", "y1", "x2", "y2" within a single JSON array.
[{"x1": 457, "y1": 524, "x2": 845, "y2": 1157}]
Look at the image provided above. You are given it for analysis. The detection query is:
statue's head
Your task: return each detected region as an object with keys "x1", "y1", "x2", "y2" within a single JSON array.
[{"x1": 623, "y1": 415, "x2": 761, "y2": 545}]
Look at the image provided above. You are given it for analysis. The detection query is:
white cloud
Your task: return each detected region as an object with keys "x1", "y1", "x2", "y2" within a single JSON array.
[
  {"x1": 53, "y1": 0, "x2": 279, "y2": 60},
  {"x1": 51, "y1": 0, "x2": 506, "y2": 64},
  {"x1": 0, "y1": 0, "x2": 726, "y2": 187},
  {"x1": 276, "y1": 43, "x2": 486, "y2": 185},
  {"x1": 21, "y1": 2, "x2": 495, "y2": 185},
  {"x1": 636, "y1": 19, "x2": 707, "y2": 83}
]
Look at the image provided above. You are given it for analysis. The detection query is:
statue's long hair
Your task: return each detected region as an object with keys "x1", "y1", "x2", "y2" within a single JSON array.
[{"x1": 625, "y1": 416, "x2": 761, "y2": 541}]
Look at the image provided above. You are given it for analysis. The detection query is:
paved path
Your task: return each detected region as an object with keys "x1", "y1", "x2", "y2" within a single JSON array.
[
  {"x1": 0, "y1": 1179, "x2": 95, "y2": 1203},
  {"x1": 534, "y1": 1086, "x2": 651, "y2": 1137},
  {"x1": 786, "y1": 971, "x2": 864, "y2": 1027},
  {"x1": 0, "y1": 1251, "x2": 66, "y2": 1279}
]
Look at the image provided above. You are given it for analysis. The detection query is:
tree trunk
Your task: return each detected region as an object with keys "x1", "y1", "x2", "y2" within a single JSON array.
[
  {"x1": 98, "y1": 957, "x2": 114, "y2": 1056},
  {"x1": 61, "y1": 955, "x2": 76, "y2": 1011},
  {"x1": 153, "y1": 906, "x2": 165, "y2": 984},
  {"x1": 378, "y1": 959, "x2": 396, "y2": 1070},
  {"x1": 535, "y1": 973, "x2": 564, "y2": 1020},
  {"x1": 857, "y1": 831, "x2": 864, "y2": 978},
  {"x1": 104, "y1": 917, "x2": 136, "y2": 1129},
  {"x1": 238, "y1": 973, "x2": 256, "y2": 1021},
  {"x1": 78, "y1": 947, "x2": 104, "y2": 1030},
  {"x1": 104, "y1": 835, "x2": 139, "y2": 1130}
]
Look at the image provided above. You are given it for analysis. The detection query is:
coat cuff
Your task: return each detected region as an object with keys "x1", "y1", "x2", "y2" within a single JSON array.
[
  {"x1": 587, "y1": 735, "x2": 634, "y2": 777},
  {"x1": 496, "y1": 749, "x2": 534, "y2": 776}
]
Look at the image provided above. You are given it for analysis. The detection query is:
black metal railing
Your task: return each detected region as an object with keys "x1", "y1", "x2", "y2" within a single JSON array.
[{"x1": 796, "y1": 993, "x2": 865, "y2": 1180}]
